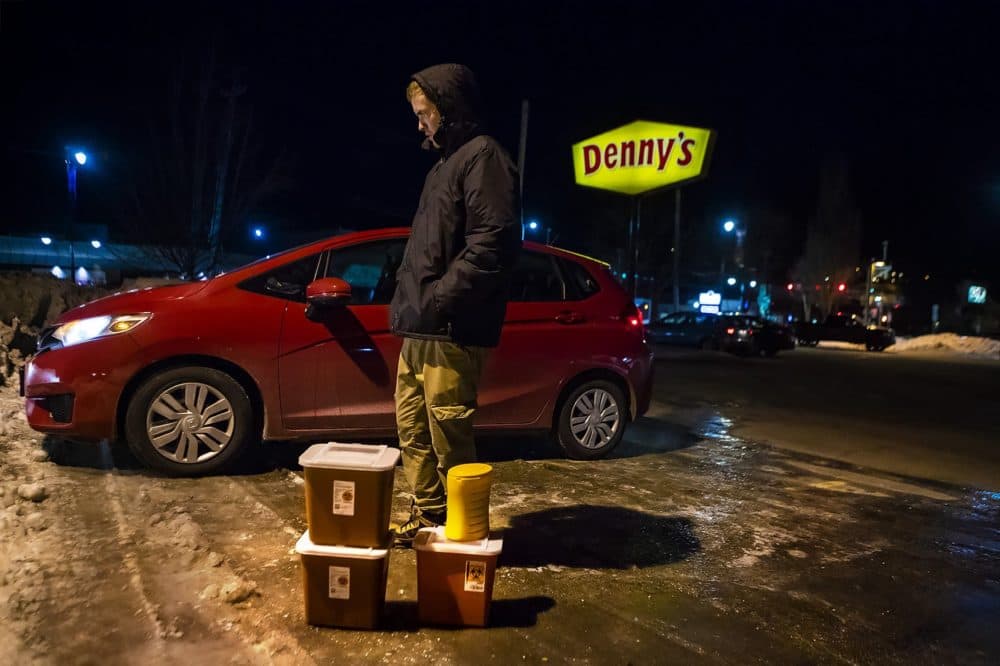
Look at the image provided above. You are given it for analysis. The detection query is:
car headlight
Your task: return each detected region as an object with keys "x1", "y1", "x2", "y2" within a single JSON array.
[{"x1": 52, "y1": 314, "x2": 151, "y2": 347}]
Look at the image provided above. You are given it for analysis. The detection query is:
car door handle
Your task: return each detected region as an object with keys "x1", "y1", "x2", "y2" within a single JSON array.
[{"x1": 555, "y1": 311, "x2": 586, "y2": 325}]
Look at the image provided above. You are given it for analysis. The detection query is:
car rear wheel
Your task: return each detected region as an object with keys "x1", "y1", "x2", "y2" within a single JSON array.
[
  {"x1": 555, "y1": 380, "x2": 627, "y2": 460},
  {"x1": 125, "y1": 367, "x2": 255, "y2": 476}
]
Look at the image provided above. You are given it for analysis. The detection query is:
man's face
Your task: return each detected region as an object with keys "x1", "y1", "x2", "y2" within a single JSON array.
[{"x1": 411, "y1": 92, "x2": 440, "y2": 145}]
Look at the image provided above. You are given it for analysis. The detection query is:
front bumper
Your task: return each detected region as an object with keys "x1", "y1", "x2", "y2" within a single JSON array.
[{"x1": 23, "y1": 334, "x2": 141, "y2": 442}]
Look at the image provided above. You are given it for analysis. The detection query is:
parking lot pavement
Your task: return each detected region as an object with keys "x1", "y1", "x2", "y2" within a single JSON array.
[{"x1": 2, "y1": 372, "x2": 998, "y2": 664}]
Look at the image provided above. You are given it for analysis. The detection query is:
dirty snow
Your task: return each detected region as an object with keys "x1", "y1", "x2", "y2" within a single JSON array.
[
  {"x1": 816, "y1": 333, "x2": 999, "y2": 359},
  {"x1": 889, "y1": 333, "x2": 1000, "y2": 358}
]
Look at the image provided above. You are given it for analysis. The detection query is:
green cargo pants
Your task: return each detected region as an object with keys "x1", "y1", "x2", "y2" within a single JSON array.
[{"x1": 395, "y1": 337, "x2": 489, "y2": 516}]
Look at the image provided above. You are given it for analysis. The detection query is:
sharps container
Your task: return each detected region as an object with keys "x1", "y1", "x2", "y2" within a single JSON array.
[
  {"x1": 414, "y1": 526, "x2": 503, "y2": 627},
  {"x1": 299, "y1": 443, "x2": 400, "y2": 548},
  {"x1": 295, "y1": 531, "x2": 388, "y2": 629},
  {"x1": 444, "y1": 463, "x2": 494, "y2": 541}
]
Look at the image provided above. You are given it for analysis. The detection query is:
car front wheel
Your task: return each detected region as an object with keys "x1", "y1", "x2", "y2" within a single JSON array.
[
  {"x1": 124, "y1": 366, "x2": 256, "y2": 476},
  {"x1": 555, "y1": 380, "x2": 627, "y2": 460}
]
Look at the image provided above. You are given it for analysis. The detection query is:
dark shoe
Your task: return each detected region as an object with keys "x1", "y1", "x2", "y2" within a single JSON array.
[{"x1": 391, "y1": 509, "x2": 445, "y2": 548}]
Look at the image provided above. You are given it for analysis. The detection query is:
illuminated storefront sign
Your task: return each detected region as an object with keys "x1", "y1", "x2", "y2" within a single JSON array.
[
  {"x1": 968, "y1": 285, "x2": 987, "y2": 304},
  {"x1": 572, "y1": 120, "x2": 715, "y2": 195},
  {"x1": 698, "y1": 290, "x2": 721, "y2": 314}
]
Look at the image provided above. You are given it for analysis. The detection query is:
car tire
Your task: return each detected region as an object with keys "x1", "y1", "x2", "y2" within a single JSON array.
[
  {"x1": 124, "y1": 366, "x2": 256, "y2": 476},
  {"x1": 555, "y1": 380, "x2": 627, "y2": 460}
]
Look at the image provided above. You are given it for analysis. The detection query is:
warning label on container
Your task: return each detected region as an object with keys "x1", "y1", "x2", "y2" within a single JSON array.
[
  {"x1": 333, "y1": 480, "x2": 355, "y2": 516},
  {"x1": 328, "y1": 566, "x2": 350, "y2": 599},
  {"x1": 464, "y1": 560, "x2": 487, "y2": 593}
]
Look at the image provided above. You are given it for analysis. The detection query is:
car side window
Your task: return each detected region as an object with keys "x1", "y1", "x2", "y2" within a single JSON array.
[
  {"x1": 508, "y1": 251, "x2": 566, "y2": 302},
  {"x1": 660, "y1": 313, "x2": 685, "y2": 325},
  {"x1": 237, "y1": 252, "x2": 322, "y2": 302},
  {"x1": 322, "y1": 239, "x2": 406, "y2": 306},
  {"x1": 559, "y1": 258, "x2": 601, "y2": 300}
]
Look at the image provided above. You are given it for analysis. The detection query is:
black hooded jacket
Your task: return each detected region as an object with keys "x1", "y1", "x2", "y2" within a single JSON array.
[{"x1": 390, "y1": 64, "x2": 521, "y2": 348}]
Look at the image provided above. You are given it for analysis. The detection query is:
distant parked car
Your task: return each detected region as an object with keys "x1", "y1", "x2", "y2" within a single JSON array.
[
  {"x1": 23, "y1": 228, "x2": 654, "y2": 475},
  {"x1": 796, "y1": 315, "x2": 895, "y2": 351},
  {"x1": 646, "y1": 311, "x2": 720, "y2": 349},
  {"x1": 717, "y1": 315, "x2": 796, "y2": 357}
]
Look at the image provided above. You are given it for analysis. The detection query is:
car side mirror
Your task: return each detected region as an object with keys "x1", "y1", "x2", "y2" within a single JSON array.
[{"x1": 306, "y1": 277, "x2": 352, "y2": 309}]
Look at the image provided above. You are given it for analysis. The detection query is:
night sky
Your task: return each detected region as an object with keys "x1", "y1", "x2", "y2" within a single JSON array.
[{"x1": 2, "y1": 1, "x2": 998, "y2": 285}]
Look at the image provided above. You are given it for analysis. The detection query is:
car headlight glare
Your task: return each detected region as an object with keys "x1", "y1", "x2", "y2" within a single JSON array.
[{"x1": 53, "y1": 314, "x2": 151, "y2": 347}]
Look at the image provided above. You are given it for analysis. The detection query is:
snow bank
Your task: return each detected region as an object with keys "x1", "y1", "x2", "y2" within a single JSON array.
[
  {"x1": 889, "y1": 333, "x2": 1000, "y2": 359},
  {"x1": 0, "y1": 272, "x2": 114, "y2": 329},
  {"x1": 0, "y1": 273, "x2": 117, "y2": 386}
]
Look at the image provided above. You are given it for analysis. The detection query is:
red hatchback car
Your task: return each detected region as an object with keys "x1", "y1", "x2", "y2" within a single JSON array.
[{"x1": 24, "y1": 228, "x2": 653, "y2": 475}]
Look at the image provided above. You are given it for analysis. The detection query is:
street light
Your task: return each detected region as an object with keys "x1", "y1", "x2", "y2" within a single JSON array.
[
  {"x1": 722, "y1": 218, "x2": 748, "y2": 281},
  {"x1": 65, "y1": 147, "x2": 89, "y2": 280},
  {"x1": 41, "y1": 236, "x2": 52, "y2": 246},
  {"x1": 727, "y1": 277, "x2": 737, "y2": 286},
  {"x1": 525, "y1": 219, "x2": 552, "y2": 244},
  {"x1": 252, "y1": 226, "x2": 265, "y2": 239},
  {"x1": 91, "y1": 240, "x2": 102, "y2": 249}
]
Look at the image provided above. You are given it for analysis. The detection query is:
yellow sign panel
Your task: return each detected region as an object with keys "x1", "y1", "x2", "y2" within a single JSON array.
[{"x1": 572, "y1": 120, "x2": 715, "y2": 195}]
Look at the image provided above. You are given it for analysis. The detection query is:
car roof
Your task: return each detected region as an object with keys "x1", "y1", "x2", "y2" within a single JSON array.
[{"x1": 223, "y1": 226, "x2": 611, "y2": 279}]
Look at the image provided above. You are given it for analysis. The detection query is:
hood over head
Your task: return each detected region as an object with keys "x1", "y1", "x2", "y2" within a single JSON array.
[{"x1": 411, "y1": 63, "x2": 485, "y2": 156}]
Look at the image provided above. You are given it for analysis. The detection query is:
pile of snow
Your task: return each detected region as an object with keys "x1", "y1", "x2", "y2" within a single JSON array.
[
  {"x1": 890, "y1": 333, "x2": 1000, "y2": 359},
  {"x1": 0, "y1": 272, "x2": 118, "y2": 386}
]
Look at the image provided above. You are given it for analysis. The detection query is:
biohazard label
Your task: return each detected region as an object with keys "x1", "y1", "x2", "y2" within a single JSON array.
[
  {"x1": 328, "y1": 566, "x2": 350, "y2": 600},
  {"x1": 464, "y1": 560, "x2": 487, "y2": 593},
  {"x1": 333, "y1": 480, "x2": 355, "y2": 516}
]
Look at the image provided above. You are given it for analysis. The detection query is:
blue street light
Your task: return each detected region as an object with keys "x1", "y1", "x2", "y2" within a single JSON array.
[
  {"x1": 525, "y1": 219, "x2": 553, "y2": 244},
  {"x1": 65, "y1": 147, "x2": 90, "y2": 279},
  {"x1": 41, "y1": 236, "x2": 52, "y2": 245},
  {"x1": 252, "y1": 227, "x2": 264, "y2": 239},
  {"x1": 727, "y1": 277, "x2": 737, "y2": 286},
  {"x1": 723, "y1": 219, "x2": 736, "y2": 233},
  {"x1": 90, "y1": 240, "x2": 101, "y2": 249}
]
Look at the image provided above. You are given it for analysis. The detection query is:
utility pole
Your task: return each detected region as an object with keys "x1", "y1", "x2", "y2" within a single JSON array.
[
  {"x1": 517, "y1": 100, "x2": 529, "y2": 237},
  {"x1": 628, "y1": 197, "x2": 641, "y2": 300},
  {"x1": 864, "y1": 257, "x2": 874, "y2": 326},
  {"x1": 673, "y1": 189, "x2": 681, "y2": 312}
]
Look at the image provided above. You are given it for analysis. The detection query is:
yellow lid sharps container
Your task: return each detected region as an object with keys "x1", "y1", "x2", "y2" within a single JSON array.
[{"x1": 445, "y1": 463, "x2": 493, "y2": 541}]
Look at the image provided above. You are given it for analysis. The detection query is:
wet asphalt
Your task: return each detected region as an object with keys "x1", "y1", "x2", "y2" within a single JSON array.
[{"x1": 5, "y1": 344, "x2": 999, "y2": 664}]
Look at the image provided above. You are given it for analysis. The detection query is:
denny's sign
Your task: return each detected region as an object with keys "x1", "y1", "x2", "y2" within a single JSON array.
[{"x1": 572, "y1": 120, "x2": 715, "y2": 195}]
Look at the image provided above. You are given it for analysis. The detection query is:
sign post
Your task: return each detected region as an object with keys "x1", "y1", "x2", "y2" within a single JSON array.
[{"x1": 572, "y1": 120, "x2": 715, "y2": 306}]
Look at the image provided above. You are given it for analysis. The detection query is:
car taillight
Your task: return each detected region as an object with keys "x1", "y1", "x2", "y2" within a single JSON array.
[
  {"x1": 726, "y1": 327, "x2": 736, "y2": 335},
  {"x1": 624, "y1": 306, "x2": 643, "y2": 330}
]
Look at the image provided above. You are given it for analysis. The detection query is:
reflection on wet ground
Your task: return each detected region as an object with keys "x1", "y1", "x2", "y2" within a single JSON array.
[{"x1": 34, "y1": 410, "x2": 1000, "y2": 662}]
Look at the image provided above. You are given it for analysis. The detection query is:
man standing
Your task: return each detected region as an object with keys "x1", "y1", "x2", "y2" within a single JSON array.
[{"x1": 389, "y1": 64, "x2": 520, "y2": 546}]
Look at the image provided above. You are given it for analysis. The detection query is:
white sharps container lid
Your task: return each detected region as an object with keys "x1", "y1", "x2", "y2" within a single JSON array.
[{"x1": 298, "y1": 443, "x2": 400, "y2": 471}]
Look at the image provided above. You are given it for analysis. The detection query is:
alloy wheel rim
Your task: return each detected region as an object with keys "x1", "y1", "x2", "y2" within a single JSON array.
[
  {"x1": 569, "y1": 388, "x2": 620, "y2": 449},
  {"x1": 146, "y1": 382, "x2": 234, "y2": 464}
]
